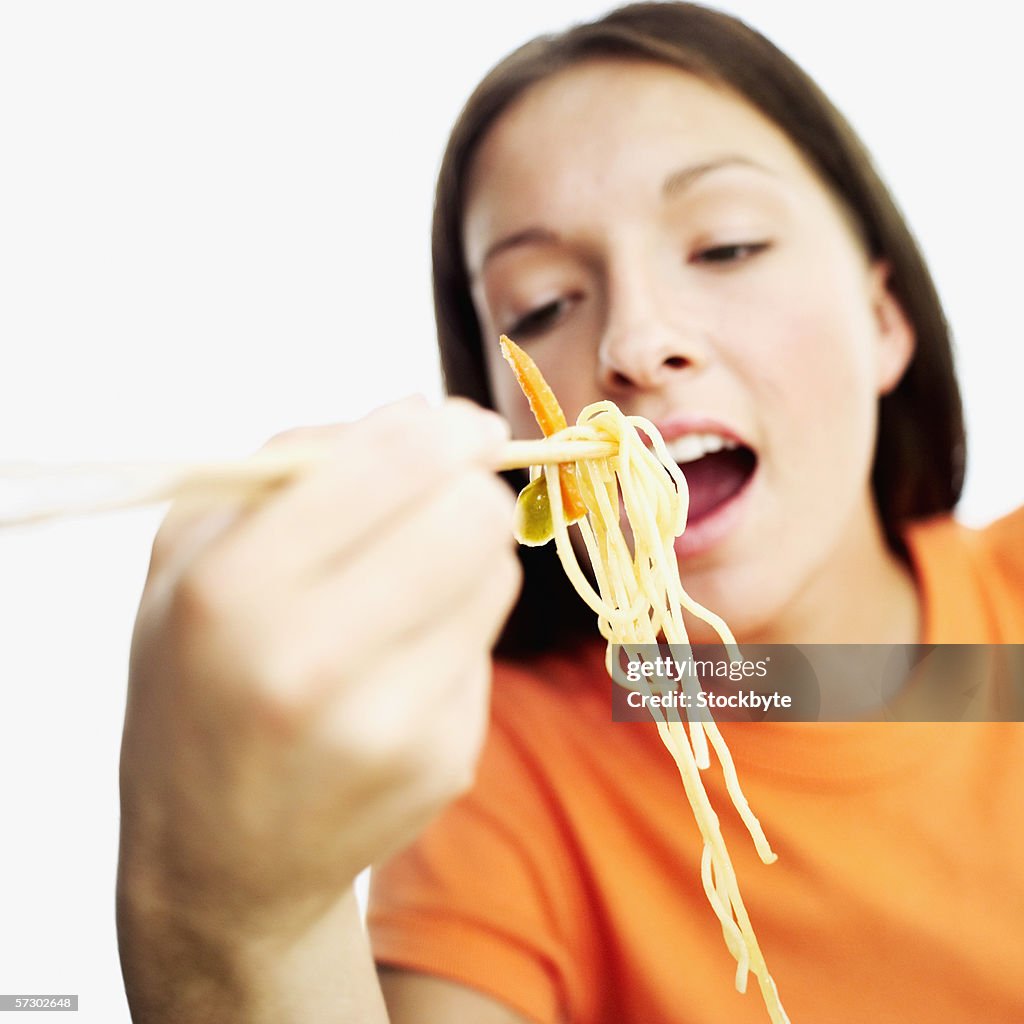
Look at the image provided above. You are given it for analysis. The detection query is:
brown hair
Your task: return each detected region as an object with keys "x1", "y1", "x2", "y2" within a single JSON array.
[{"x1": 432, "y1": 1, "x2": 965, "y2": 653}]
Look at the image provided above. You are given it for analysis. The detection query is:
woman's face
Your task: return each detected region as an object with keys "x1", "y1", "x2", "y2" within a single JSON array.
[{"x1": 463, "y1": 60, "x2": 914, "y2": 640}]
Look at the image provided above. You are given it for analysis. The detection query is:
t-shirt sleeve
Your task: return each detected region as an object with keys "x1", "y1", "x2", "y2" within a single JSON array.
[
  {"x1": 366, "y1": 690, "x2": 580, "y2": 1024},
  {"x1": 976, "y1": 504, "x2": 1024, "y2": 639}
]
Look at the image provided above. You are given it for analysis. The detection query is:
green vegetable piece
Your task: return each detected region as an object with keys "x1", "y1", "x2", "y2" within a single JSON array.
[{"x1": 514, "y1": 475, "x2": 555, "y2": 546}]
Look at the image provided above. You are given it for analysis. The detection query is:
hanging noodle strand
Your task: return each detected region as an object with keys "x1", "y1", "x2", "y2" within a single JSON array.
[{"x1": 502, "y1": 333, "x2": 789, "y2": 1024}]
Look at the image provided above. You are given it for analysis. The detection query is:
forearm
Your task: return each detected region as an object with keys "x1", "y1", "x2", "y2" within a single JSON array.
[{"x1": 118, "y1": 879, "x2": 388, "y2": 1024}]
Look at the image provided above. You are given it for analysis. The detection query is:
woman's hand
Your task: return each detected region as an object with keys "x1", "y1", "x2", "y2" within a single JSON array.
[{"x1": 117, "y1": 397, "x2": 521, "y2": 949}]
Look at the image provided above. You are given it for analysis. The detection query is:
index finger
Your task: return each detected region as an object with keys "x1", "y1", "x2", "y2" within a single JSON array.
[
  {"x1": 204, "y1": 398, "x2": 510, "y2": 587},
  {"x1": 146, "y1": 396, "x2": 431, "y2": 582}
]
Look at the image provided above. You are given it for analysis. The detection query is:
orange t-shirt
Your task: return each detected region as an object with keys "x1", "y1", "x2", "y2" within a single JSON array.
[{"x1": 368, "y1": 508, "x2": 1024, "y2": 1023}]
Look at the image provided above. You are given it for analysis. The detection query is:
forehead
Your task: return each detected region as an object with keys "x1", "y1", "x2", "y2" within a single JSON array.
[{"x1": 463, "y1": 59, "x2": 820, "y2": 266}]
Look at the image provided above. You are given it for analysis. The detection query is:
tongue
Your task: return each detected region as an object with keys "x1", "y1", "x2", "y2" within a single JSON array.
[{"x1": 679, "y1": 448, "x2": 755, "y2": 523}]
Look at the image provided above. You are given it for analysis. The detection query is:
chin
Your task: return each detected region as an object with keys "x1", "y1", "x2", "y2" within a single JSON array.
[{"x1": 676, "y1": 554, "x2": 785, "y2": 646}]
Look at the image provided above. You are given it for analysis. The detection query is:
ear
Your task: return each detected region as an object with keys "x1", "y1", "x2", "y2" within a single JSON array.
[{"x1": 868, "y1": 260, "x2": 916, "y2": 396}]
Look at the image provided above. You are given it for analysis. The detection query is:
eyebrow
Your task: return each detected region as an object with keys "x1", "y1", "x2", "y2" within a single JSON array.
[
  {"x1": 662, "y1": 155, "x2": 775, "y2": 197},
  {"x1": 478, "y1": 156, "x2": 775, "y2": 271},
  {"x1": 480, "y1": 226, "x2": 559, "y2": 270}
]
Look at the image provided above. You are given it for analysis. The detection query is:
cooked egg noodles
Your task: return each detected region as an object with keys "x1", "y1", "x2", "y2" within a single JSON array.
[{"x1": 512, "y1": 395, "x2": 789, "y2": 1024}]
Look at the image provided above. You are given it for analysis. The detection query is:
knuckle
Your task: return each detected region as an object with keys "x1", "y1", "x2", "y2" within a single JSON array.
[
  {"x1": 262, "y1": 424, "x2": 337, "y2": 451},
  {"x1": 148, "y1": 523, "x2": 177, "y2": 573},
  {"x1": 148, "y1": 507, "x2": 203, "y2": 576},
  {"x1": 250, "y1": 674, "x2": 318, "y2": 740},
  {"x1": 168, "y1": 549, "x2": 257, "y2": 645},
  {"x1": 246, "y1": 637, "x2": 354, "y2": 742},
  {"x1": 325, "y1": 665, "x2": 488, "y2": 812},
  {"x1": 365, "y1": 703, "x2": 473, "y2": 795},
  {"x1": 443, "y1": 396, "x2": 479, "y2": 415},
  {"x1": 149, "y1": 505, "x2": 242, "y2": 583},
  {"x1": 172, "y1": 558, "x2": 230, "y2": 627},
  {"x1": 226, "y1": 646, "x2": 330, "y2": 745},
  {"x1": 324, "y1": 687, "x2": 421, "y2": 778}
]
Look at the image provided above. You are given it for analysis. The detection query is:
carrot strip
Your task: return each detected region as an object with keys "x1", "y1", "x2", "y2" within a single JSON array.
[
  {"x1": 499, "y1": 336, "x2": 588, "y2": 522},
  {"x1": 499, "y1": 335, "x2": 569, "y2": 436}
]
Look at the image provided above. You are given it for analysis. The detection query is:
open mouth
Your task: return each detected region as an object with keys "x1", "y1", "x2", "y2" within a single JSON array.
[{"x1": 664, "y1": 433, "x2": 758, "y2": 526}]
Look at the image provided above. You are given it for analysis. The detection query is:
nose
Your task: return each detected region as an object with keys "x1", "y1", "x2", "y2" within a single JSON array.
[
  {"x1": 596, "y1": 267, "x2": 708, "y2": 393},
  {"x1": 598, "y1": 331, "x2": 698, "y2": 391}
]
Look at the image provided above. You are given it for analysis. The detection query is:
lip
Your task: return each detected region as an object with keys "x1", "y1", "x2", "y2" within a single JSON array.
[{"x1": 654, "y1": 415, "x2": 751, "y2": 448}]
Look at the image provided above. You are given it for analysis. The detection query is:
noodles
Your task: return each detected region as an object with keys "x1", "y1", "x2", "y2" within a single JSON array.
[{"x1": 501, "y1": 337, "x2": 790, "y2": 1024}]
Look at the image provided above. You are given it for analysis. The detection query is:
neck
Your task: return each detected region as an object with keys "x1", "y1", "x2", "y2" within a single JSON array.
[{"x1": 746, "y1": 496, "x2": 922, "y2": 645}]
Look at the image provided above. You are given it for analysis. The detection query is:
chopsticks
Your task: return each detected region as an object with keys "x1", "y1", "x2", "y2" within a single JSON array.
[{"x1": 0, "y1": 437, "x2": 617, "y2": 528}]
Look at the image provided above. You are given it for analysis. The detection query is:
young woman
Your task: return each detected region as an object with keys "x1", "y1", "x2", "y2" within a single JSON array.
[{"x1": 117, "y1": 4, "x2": 1024, "y2": 1023}]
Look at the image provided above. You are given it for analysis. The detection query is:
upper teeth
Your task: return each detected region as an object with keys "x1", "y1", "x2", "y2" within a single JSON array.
[{"x1": 666, "y1": 432, "x2": 739, "y2": 464}]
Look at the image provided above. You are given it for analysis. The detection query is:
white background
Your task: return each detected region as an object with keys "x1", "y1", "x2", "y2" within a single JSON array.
[{"x1": 0, "y1": 2, "x2": 1020, "y2": 1019}]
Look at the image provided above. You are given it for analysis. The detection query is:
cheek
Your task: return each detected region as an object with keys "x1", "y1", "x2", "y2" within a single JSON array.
[
  {"x1": 739, "y1": 262, "x2": 878, "y2": 423},
  {"x1": 729, "y1": 270, "x2": 880, "y2": 511}
]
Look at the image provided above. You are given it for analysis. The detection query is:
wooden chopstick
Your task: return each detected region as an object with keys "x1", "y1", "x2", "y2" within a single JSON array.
[
  {"x1": 496, "y1": 438, "x2": 615, "y2": 470},
  {"x1": 0, "y1": 438, "x2": 617, "y2": 528}
]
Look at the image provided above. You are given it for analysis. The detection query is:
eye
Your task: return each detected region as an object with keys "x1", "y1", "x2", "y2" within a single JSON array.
[
  {"x1": 506, "y1": 296, "x2": 575, "y2": 339},
  {"x1": 691, "y1": 242, "x2": 770, "y2": 265}
]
